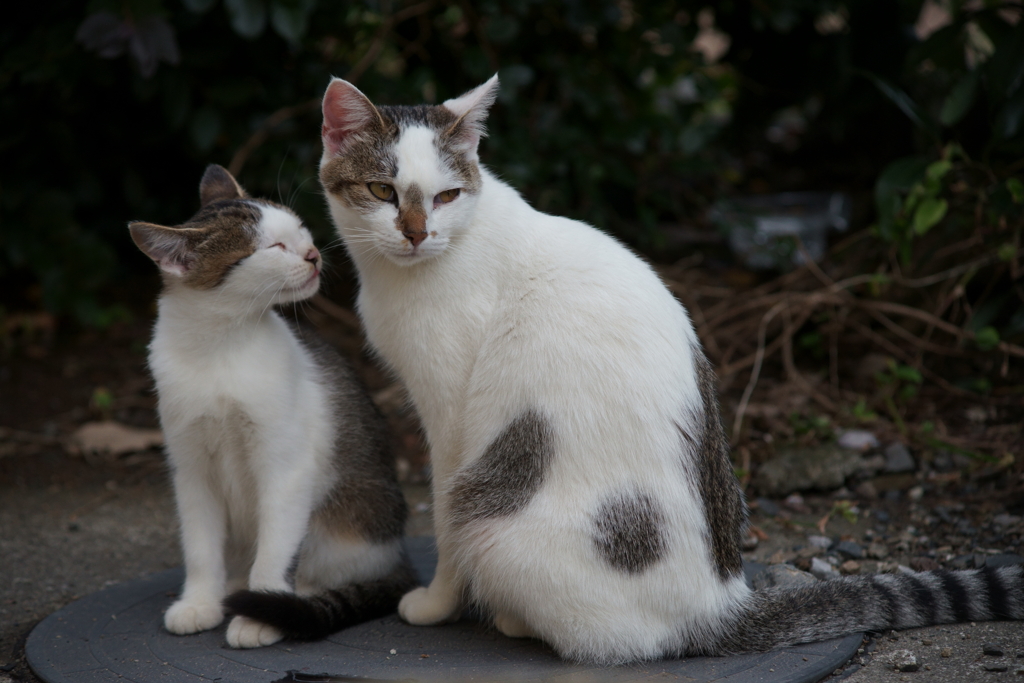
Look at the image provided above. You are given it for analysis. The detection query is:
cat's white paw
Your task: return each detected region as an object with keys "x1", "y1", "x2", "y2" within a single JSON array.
[
  {"x1": 494, "y1": 612, "x2": 538, "y2": 639},
  {"x1": 398, "y1": 586, "x2": 459, "y2": 625},
  {"x1": 226, "y1": 615, "x2": 283, "y2": 648},
  {"x1": 164, "y1": 599, "x2": 224, "y2": 635}
]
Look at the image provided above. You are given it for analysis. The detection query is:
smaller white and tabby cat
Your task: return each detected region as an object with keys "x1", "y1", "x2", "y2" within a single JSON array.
[{"x1": 130, "y1": 165, "x2": 416, "y2": 649}]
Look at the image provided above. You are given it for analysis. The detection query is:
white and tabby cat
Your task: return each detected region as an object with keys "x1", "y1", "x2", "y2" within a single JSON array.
[
  {"x1": 130, "y1": 165, "x2": 416, "y2": 649},
  {"x1": 314, "y1": 76, "x2": 1024, "y2": 664}
]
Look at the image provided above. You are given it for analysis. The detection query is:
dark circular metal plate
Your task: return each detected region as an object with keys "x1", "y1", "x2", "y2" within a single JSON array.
[{"x1": 28, "y1": 537, "x2": 860, "y2": 682}]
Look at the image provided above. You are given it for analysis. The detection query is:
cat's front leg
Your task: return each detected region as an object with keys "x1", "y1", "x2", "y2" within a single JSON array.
[
  {"x1": 398, "y1": 547, "x2": 463, "y2": 625},
  {"x1": 165, "y1": 460, "x2": 228, "y2": 635},
  {"x1": 398, "y1": 486, "x2": 463, "y2": 625},
  {"x1": 226, "y1": 465, "x2": 314, "y2": 648}
]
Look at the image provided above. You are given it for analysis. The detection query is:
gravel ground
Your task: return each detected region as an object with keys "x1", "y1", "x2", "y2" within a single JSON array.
[{"x1": 2, "y1": 448, "x2": 1022, "y2": 683}]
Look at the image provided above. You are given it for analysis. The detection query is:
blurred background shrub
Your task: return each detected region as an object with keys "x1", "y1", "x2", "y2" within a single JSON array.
[{"x1": 1, "y1": 0, "x2": 1020, "y2": 335}]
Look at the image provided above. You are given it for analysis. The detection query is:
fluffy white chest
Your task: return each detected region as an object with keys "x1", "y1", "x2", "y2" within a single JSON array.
[{"x1": 357, "y1": 259, "x2": 496, "y2": 451}]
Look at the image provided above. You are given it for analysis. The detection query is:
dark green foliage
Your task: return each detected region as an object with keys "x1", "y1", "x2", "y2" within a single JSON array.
[{"x1": 1, "y1": 0, "x2": 1018, "y2": 329}]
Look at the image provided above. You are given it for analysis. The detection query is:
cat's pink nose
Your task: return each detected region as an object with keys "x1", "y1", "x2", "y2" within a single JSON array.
[
  {"x1": 405, "y1": 231, "x2": 427, "y2": 247},
  {"x1": 305, "y1": 247, "x2": 320, "y2": 265}
]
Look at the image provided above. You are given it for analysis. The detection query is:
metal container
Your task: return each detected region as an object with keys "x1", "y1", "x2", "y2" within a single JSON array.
[{"x1": 710, "y1": 192, "x2": 851, "y2": 269}]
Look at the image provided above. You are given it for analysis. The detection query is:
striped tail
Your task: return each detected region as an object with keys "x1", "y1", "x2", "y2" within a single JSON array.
[
  {"x1": 712, "y1": 564, "x2": 1024, "y2": 654},
  {"x1": 223, "y1": 558, "x2": 419, "y2": 640}
]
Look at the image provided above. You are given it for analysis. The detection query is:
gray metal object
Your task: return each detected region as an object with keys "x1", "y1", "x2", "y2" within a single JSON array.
[
  {"x1": 711, "y1": 192, "x2": 851, "y2": 269},
  {"x1": 28, "y1": 537, "x2": 861, "y2": 682}
]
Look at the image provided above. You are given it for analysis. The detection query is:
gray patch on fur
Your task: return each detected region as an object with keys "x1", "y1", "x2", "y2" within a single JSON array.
[
  {"x1": 592, "y1": 490, "x2": 666, "y2": 574},
  {"x1": 677, "y1": 351, "x2": 745, "y2": 580},
  {"x1": 449, "y1": 411, "x2": 553, "y2": 525},
  {"x1": 297, "y1": 329, "x2": 407, "y2": 543}
]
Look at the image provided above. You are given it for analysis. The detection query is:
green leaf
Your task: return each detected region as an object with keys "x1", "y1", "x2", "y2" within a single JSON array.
[
  {"x1": 975, "y1": 326, "x2": 1000, "y2": 351},
  {"x1": 894, "y1": 364, "x2": 922, "y2": 384},
  {"x1": 858, "y1": 69, "x2": 935, "y2": 135},
  {"x1": 182, "y1": 0, "x2": 218, "y2": 13},
  {"x1": 939, "y1": 70, "x2": 978, "y2": 127},
  {"x1": 999, "y1": 243, "x2": 1018, "y2": 261},
  {"x1": 913, "y1": 197, "x2": 947, "y2": 235},
  {"x1": 225, "y1": 0, "x2": 267, "y2": 39},
  {"x1": 875, "y1": 156, "x2": 929, "y2": 240},
  {"x1": 925, "y1": 159, "x2": 952, "y2": 183},
  {"x1": 994, "y1": 87, "x2": 1024, "y2": 140},
  {"x1": 1007, "y1": 177, "x2": 1024, "y2": 203}
]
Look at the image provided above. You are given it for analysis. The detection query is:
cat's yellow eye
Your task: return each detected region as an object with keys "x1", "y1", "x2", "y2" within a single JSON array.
[
  {"x1": 368, "y1": 182, "x2": 395, "y2": 201},
  {"x1": 436, "y1": 188, "x2": 460, "y2": 204}
]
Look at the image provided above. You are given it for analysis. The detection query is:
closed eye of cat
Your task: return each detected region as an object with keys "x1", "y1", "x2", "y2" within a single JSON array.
[
  {"x1": 434, "y1": 188, "x2": 460, "y2": 206},
  {"x1": 268, "y1": 242, "x2": 286, "y2": 250},
  {"x1": 367, "y1": 182, "x2": 395, "y2": 202}
]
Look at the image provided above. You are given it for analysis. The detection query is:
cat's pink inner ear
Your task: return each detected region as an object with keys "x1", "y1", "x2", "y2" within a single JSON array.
[
  {"x1": 322, "y1": 78, "x2": 379, "y2": 156},
  {"x1": 129, "y1": 222, "x2": 195, "y2": 276},
  {"x1": 199, "y1": 164, "x2": 245, "y2": 207},
  {"x1": 442, "y1": 74, "x2": 500, "y2": 159}
]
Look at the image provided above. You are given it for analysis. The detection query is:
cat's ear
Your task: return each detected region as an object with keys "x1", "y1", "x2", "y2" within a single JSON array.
[
  {"x1": 129, "y1": 222, "x2": 199, "y2": 276},
  {"x1": 199, "y1": 164, "x2": 245, "y2": 207},
  {"x1": 442, "y1": 74, "x2": 499, "y2": 161},
  {"x1": 322, "y1": 78, "x2": 383, "y2": 157}
]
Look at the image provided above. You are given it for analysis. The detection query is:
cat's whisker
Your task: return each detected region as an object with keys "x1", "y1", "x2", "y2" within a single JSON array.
[
  {"x1": 257, "y1": 282, "x2": 288, "y2": 325},
  {"x1": 288, "y1": 175, "x2": 315, "y2": 209}
]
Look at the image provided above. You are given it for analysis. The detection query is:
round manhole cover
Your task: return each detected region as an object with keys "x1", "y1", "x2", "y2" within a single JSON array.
[{"x1": 28, "y1": 537, "x2": 860, "y2": 682}]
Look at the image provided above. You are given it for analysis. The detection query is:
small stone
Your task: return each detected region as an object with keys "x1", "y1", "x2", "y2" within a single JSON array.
[
  {"x1": 784, "y1": 493, "x2": 811, "y2": 513},
  {"x1": 950, "y1": 554, "x2": 973, "y2": 570},
  {"x1": 752, "y1": 563, "x2": 818, "y2": 590},
  {"x1": 755, "y1": 497, "x2": 780, "y2": 517},
  {"x1": 932, "y1": 450, "x2": 954, "y2": 472},
  {"x1": 985, "y1": 643, "x2": 1005, "y2": 656},
  {"x1": 867, "y1": 542, "x2": 890, "y2": 560},
  {"x1": 965, "y1": 405, "x2": 988, "y2": 422},
  {"x1": 855, "y1": 481, "x2": 878, "y2": 499},
  {"x1": 741, "y1": 532, "x2": 759, "y2": 550},
  {"x1": 768, "y1": 549, "x2": 796, "y2": 564},
  {"x1": 886, "y1": 649, "x2": 919, "y2": 672},
  {"x1": 840, "y1": 559, "x2": 861, "y2": 575},
  {"x1": 797, "y1": 545, "x2": 823, "y2": 559},
  {"x1": 859, "y1": 454, "x2": 887, "y2": 474},
  {"x1": 907, "y1": 485, "x2": 924, "y2": 502},
  {"x1": 755, "y1": 445, "x2": 864, "y2": 496},
  {"x1": 986, "y1": 553, "x2": 1024, "y2": 569},
  {"x1": 807, "y1": 535, "x2": 833, "y2": 550},
  {"x1": 874, "y1": 510, "x2": 891, "y2": 523},
  {"x1": 921, "y1": 639, "x2": 932, "y2": 646},
  {"x1": 810, "y1": 556, "x2": 840, "y2": 580},
  {"x1": 984, "y1": 663, "x2": 1009, "y2": 672},
  {"x1": 836, "y1": 540, "x2": 864, "y2": 559},
  {"x1": 933, "y1": 505, "x2": 954, "y2": 524},
  {"x1": 897, "y1": 564, "x2": 916, "y2": 575},
  {"x1": 884, "y1": 443, "x2": 916, "y2": 473},
  {"x1": 837, "y1": 429, "x2": 879, "y2": 451},
  {"x1": 910, "y1": 556, "x2": 940, "y2": 572},
  {"x1": 941, "y1": 647, "x2": 953, "y2": 657},
  {"x1": 993, "y1": 513, "x2": 1021, "y2": 527}
]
